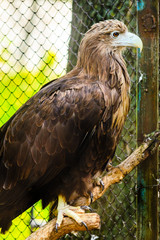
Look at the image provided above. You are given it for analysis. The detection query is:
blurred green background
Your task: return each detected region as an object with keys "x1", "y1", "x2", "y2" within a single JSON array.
[{"x1": 0, "y1": 47, "x2": 58, "y2": 126}]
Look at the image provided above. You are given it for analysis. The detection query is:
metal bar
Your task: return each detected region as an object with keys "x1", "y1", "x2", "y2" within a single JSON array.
[{"x1": 136, "y1": 0, "x2": 159, "y2": 239}]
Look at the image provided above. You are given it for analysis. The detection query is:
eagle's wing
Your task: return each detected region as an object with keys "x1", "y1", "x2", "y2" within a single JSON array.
[{"x1": 0, "y1": 76, "x2": 118, "y2": 191}]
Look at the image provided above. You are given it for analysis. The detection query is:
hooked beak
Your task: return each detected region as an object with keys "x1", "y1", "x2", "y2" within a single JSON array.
[{"x1": 113, "y1": 31, "x2": 143, "y2": 52}]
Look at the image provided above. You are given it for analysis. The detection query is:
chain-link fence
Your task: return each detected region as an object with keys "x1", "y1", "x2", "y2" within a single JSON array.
[{"x1": 0, "y1": 1, "x2": 159, "y2": 239}]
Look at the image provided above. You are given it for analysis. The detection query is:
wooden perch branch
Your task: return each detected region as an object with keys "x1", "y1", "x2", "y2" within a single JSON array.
[
  {"x1": 26, "y1": 131, "x2": 160, "y2": 240},
  {"x1": 92, "y1": 131, "x2": 160, "y2": 202},
  {"x1": 26, "y1": 213, "x2": 100, "y2": 240}
]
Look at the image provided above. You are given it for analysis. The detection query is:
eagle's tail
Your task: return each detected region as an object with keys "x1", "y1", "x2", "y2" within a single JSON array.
[{"x1": 0, "y1": 185, "x2": 37, "y2": 233}]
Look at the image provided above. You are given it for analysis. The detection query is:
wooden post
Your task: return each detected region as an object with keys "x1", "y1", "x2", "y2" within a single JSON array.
[{"x1": 136, "y1": 0, "x2": 159, "y2": 239}]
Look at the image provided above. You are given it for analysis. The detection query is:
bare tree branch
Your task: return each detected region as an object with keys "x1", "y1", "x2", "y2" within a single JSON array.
[{"x1": 26, "y1": 131, "x2": 160, "y2": 240}]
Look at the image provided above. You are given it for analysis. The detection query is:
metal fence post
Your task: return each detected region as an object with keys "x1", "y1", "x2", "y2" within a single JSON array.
[{"x1": 137, "y1": 0, "x2": 159, "y2": 239}]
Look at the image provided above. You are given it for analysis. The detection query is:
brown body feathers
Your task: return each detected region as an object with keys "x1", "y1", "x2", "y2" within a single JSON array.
[{"x1": 0, "y1": 20, "x2": 131, "y2": 232}]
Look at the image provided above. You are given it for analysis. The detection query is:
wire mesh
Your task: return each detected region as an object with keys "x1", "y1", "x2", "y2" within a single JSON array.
[{"x1": 0, "y1": 0, "x2": 156, "y2": 239}]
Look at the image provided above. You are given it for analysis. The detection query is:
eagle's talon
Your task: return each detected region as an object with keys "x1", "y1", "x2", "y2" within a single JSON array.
[
  {"x1": 90, "y1": 192, "x2": 93, "y2": 204},
  {"x1": 93, "y1": 176, "x2": 105, "y2": 191},
  {"x1": 81, "y1": 205, "x2": 93, "y2": 212},
  {"x1": 81, "y1": 221, "x2": 89, "y2": 232},
  {"x1": 106, "y1": 160, "x2": 113, "y2": 172},
  {"x1": 100, "y1": 179, "x2": 105, "y2": 191},
  {"x1": 55, "y1": 223, "x2": 59, "y2": 233}
]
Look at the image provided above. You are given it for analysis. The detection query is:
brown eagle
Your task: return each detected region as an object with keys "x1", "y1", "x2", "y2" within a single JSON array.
[{"x1": 0, "y1": 20, "x2": 142, "y2": 232}]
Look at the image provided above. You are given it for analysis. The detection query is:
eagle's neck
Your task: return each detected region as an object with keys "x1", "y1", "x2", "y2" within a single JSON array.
[{"x1": 75, "y1": 44, "x2": 130, "y2": 84}]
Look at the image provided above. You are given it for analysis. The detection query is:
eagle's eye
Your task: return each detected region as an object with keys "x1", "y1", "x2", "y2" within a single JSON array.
[{"x1": 111, "y1": 31, "x2": 120, "y2": 38}]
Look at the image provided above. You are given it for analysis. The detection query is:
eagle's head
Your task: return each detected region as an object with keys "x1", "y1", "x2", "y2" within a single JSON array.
[
  {"x1": 85, "y1": 19, "x2": 143, "y2": 52},
  {"x1": 77, "y1": 19, "x2": 142, "y2": 74}
]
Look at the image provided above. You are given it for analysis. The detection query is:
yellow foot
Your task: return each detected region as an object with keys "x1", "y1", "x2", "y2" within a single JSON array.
[{"x1": 55, "y1": 195, "x2": 88, "y2": 232}]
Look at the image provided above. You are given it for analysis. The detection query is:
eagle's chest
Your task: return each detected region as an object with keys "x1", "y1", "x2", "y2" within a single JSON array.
[
  {"x1": 93, "y1": 75, "x2": 130, "y2": 171},
  {"x1": 111, "y1": 77, "x2": 130, "y2": 136}
]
